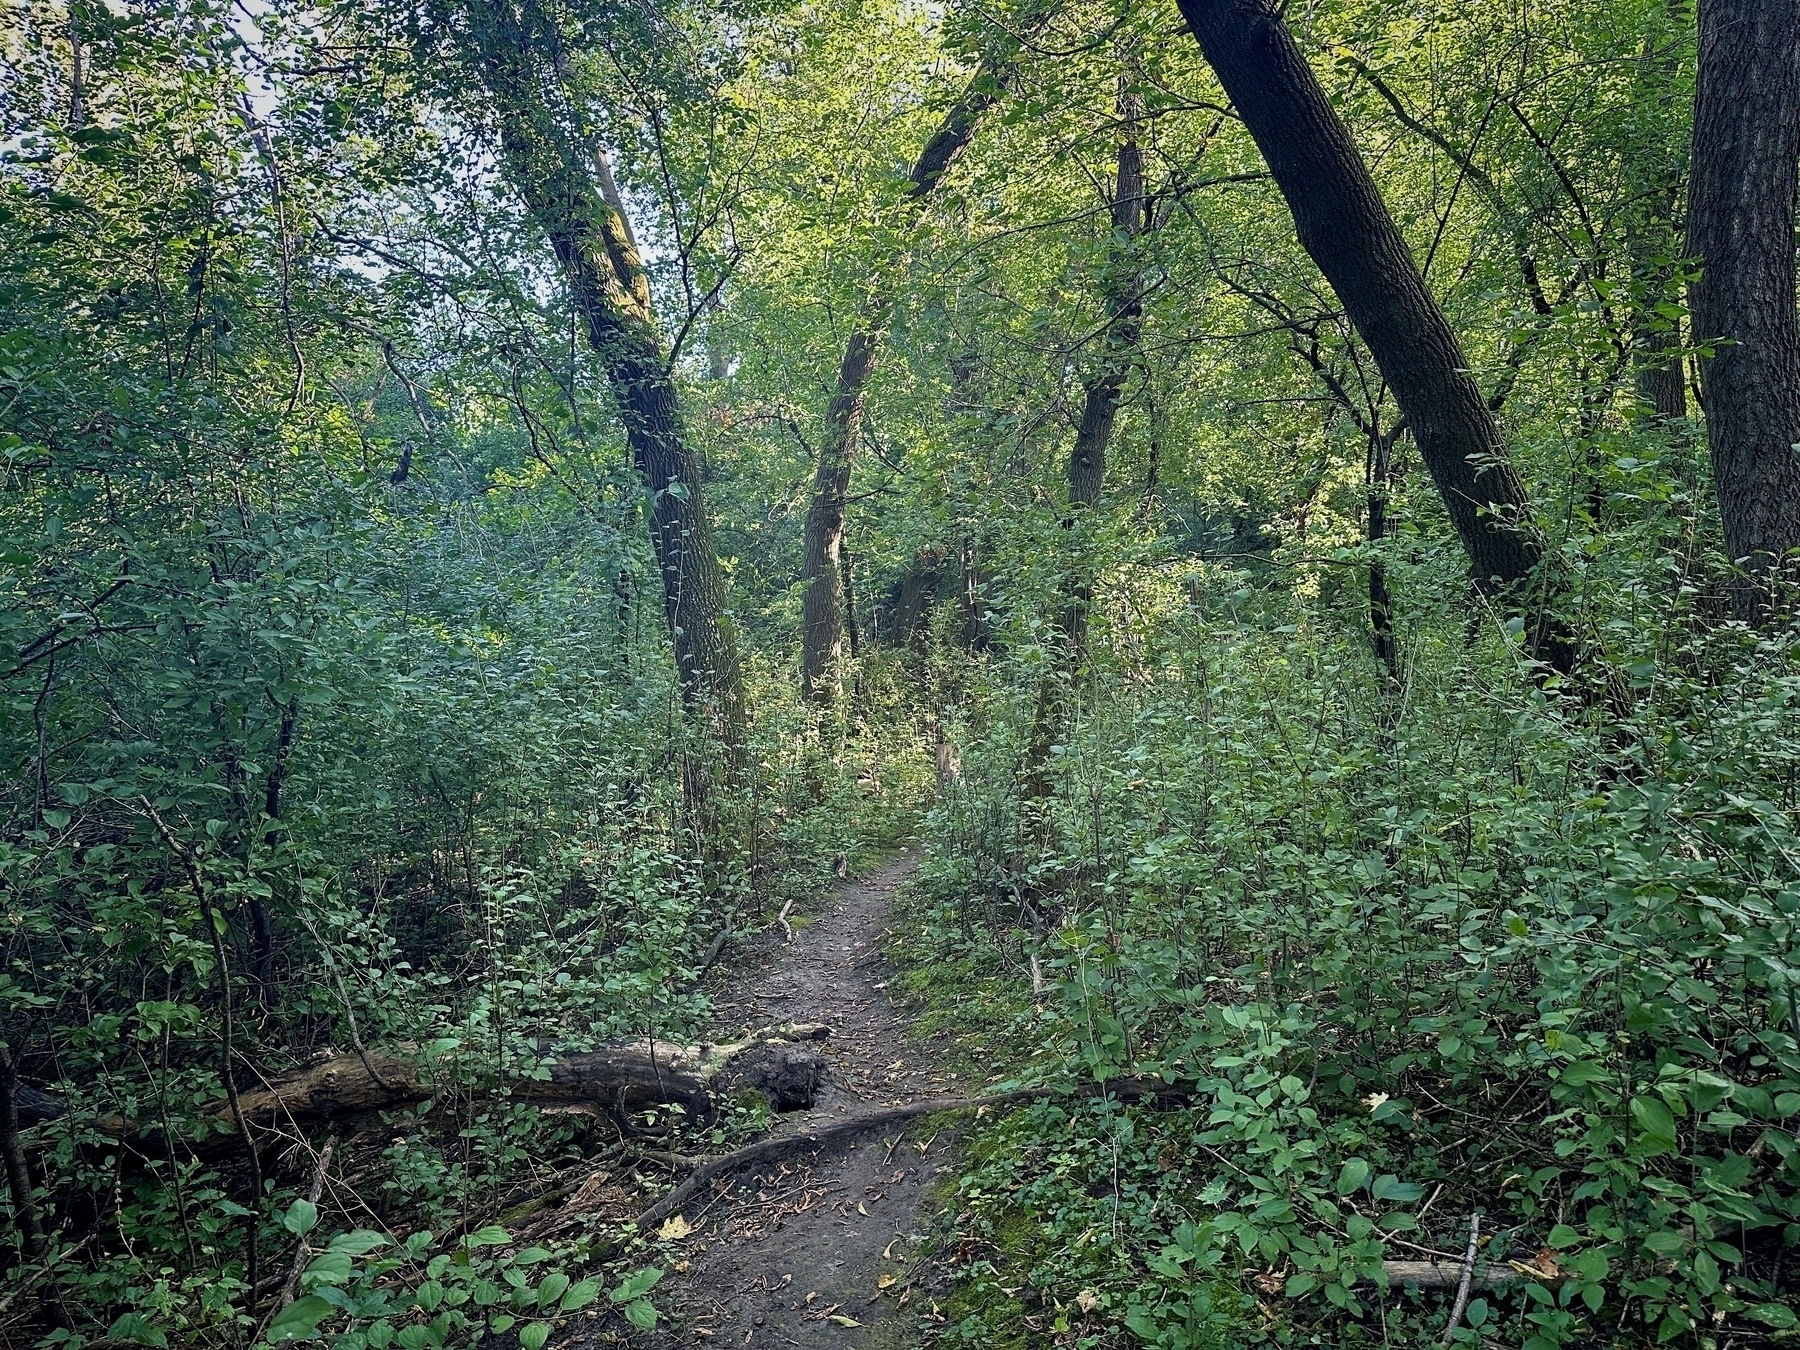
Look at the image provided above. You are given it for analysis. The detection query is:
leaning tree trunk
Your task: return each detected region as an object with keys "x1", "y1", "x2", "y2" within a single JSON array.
[
  {"x1": 799, "y1": 26, "x2": 1043, "y2": 705},
  {"x1": 1687, "y1": 0, "x2": 1800, "y2": 615},
  {"x1": 465, "y1": 0, "x2": 746, "y2": 773},
  {"x1": 1062, "y1": 75, "x2": 1147, "y2": 640},
  {"x1": 1174, "y1": 0, "x2": 1572, "y2": 672}
]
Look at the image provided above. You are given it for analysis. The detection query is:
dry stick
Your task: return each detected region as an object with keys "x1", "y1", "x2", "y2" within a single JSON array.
[
  {"x1": 295, "y1": 914, "x2": 396, "y2": 1091},
  {"x1": 252, "y1": 1139, "x2": 334, "y2": 1343},
  {"x1": 777, "y1": 899, "x2": 795, "y2": 942},
  {"x1": 143, "y1": 801, "x2": 262, "y2": 1296},
  {"x1": 686, "y1": 918, "x2": 733, "y2": 989},
  {"x1": 1439, "y1": 1213, "x2": 1482, "y2": 1345}
]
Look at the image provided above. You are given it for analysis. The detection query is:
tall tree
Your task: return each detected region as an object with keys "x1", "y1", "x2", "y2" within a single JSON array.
[
  {"x1": 798, "y1": 25, "x2": 1037, "y2": 706},
  {"x1": 1172, "y1": 0, "x2": 1571, "y2": 670},
  {"x1": 1023, "y1": 71, "x2": 1152, "y2": 799},
  {"x1": 1625, "y1": 0, "x2": 1693, "y2": 424},
  {"x1": 1686, "y1": 0, "x2": 1800, "y2": 607},
  {"x1": 460, "y1": 0, "x2": 747, "y2": 774}
]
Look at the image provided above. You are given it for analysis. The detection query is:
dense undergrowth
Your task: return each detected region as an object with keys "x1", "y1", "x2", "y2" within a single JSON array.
[
  {"x1": 10, "y1": 0, "x2": 1800, "y2": 1348},
  {"x1": 901, "y1": 470, "x2": 1800, "y2": 1349}
]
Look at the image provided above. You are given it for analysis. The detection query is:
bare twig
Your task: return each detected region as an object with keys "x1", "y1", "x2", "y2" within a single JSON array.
[
  {"x1": 141, "y1": 799, "x2": 262, "y2": 1293},
  {"x1": 253, "y1": 1140, "x2": 334, "y2": 1342},
  {"x1": 1439, "y1": 1212, "x2": 1482, "y2": 1345}
]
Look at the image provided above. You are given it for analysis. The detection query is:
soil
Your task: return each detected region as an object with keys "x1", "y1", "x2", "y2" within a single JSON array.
[{"x1": 621, "y1": 852, "x2": 965, "y2": 1348}]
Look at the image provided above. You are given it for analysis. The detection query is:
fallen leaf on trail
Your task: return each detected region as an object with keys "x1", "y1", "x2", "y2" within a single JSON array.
[
  {"x1": 828, "y1": 1315, "x2": 862, "y2": 1327},
  {"x1": 1076, "y1": 1289, "x2": 1100, "y2": 1314},
  {"x1": 857, "y1": 1201, "x2": 868, "y2": 1215},
  {"x1": 658, "y1": 1214, "x2": 692, "y2": 1240},
  {"x1": 876, "y1": 1273, "x2": 896, "y2": 1290},
  {"x1": 1363, "y1": 1092, "x2": 1390, "y2": 1112}
]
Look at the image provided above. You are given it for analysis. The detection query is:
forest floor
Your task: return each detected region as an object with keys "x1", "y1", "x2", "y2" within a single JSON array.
[{"x1": 616, "y1": 851, "x2": 967, "y2": 1349}]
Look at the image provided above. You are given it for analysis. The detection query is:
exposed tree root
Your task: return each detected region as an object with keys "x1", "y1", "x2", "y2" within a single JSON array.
[{"x1": 634, "y1": 1078, "x2": 1187, "y2": 1230}]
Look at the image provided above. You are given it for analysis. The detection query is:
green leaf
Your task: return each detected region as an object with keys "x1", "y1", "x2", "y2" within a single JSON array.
[
  {"x1": 464, "y1": 1225, "x2": 510, "y2": 1248},
  {"x1": 1335, "y1": 1159, "x2": 1371, "y2": 1195},
  {"x1": 301, "y1": 1251, "x2": 353, "y2": 1287},
  {"x1": 283, "y1": 1198, "x2": 320, "y2": 1236},
  {"x1": 536, "y1": 1272, "x2": 570, "y2": 1309},
  {"x1": 1749, "y1": 1303, "x2": 1798, "y2": 1329},
  {"x1": 1371, "y1": 1174, "x2": 1423, "y2": 1202},
  {"x1": 1559, "y1": 1060, "x2": 1610, "y2": 1086},
  {"x1": 107, "y1": 1314, "x2": 168, "y2": 1348},
  {"x1": 1546, "y1": 1224, "x2": 1581, "y2": 1249},
  {"x1": 612, "y1": 1267, "x2": 664, "y2": 1301},
  {"x1": 1631, "y1": 1096, "x2": 1678, "y2": 1149},
  {"x1": 327, "y1": 1230, "x2": 389, "y2": 1256},
  {"x1": 624, "y1": 1299, "x2": 659, "y2": 1329},
  {"x1": 265, "y1": 1295, "x2": 335, "y2": 1343},
  {"x1": 559, "y1": 1280, "x2": 601, "y2": 1312},
  {"x1": 518, "y1": 1324, "x2": 550, "y2": 1350},
  {"x1": 1642, "y1": 1229, "x2": 1685, "y2": 1256}
]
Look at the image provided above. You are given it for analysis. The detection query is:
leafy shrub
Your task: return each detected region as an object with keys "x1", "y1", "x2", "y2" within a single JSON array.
[{"x1": 917, "y1": 543, "x2": 1800, "y2": 1347}]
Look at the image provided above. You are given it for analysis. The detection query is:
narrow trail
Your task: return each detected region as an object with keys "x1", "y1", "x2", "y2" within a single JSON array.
[{"x1": 631, "y1": 852, "x2": 965, "y2": 1347}]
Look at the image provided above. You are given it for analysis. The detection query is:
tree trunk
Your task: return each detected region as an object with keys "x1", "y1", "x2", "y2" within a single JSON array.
[
  {"x1": 1626, "y1": 0, "x2": 1692, "y2": 424},
  {"x1": 1, "y1": 1044, "x2": 47, "y2": 1259},
  {"x1": 1024, "y1": 74, "x2": 1148, "y2": 800},
  {"x1": 248, "y1": 695, "x2": 297, "y2": 1004},
  {"x1": 1174, "y1": 0, "x2": 1572, "y2": 671},
  {"x1": 798, "y1": 40, "x2": 1032, "y2": 704},
  {"x1": 1368, "y1": 422, "x2": 1400, "y2": 684},
  {"x1": 1687, "y1": 0, "x2": 1800, "y2": 611},
  {"x1": 465, "y1": 0, "x2": 746, "y2": 767},
  {"x1": 1063, "y1": 76, "x2": 1147, "y2": 623},
  {"x1": 800, "y1": 327, "x2": 880, "y2": 704}
]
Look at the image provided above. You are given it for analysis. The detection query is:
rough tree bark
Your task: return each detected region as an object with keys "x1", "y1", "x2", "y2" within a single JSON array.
[
  {"x1": 1174, "y1": 0, "x2": 1572, "y2": 671},
  {"x1": 1687, "y1": 0, "x2": 1800, "y2": 611},
  {"x1": 97, "y1": 1029, "x2": 830, "y2": 1161},
  {"x1": 464, "y1": 0, "x2": 746, "y2": 767},
  {"x1": 798, "y1": 33, "x2": 1037, "y2": 705}
]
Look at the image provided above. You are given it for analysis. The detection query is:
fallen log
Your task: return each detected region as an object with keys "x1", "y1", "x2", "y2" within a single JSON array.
[{"x1": 97, "y1": 1027, "x2": 831, "y2": 1160}]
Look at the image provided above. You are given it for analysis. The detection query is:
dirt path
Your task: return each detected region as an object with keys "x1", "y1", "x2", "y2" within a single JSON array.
[{"x1": 630, "y1": 852, "x2": 963, "y2": 1347}]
